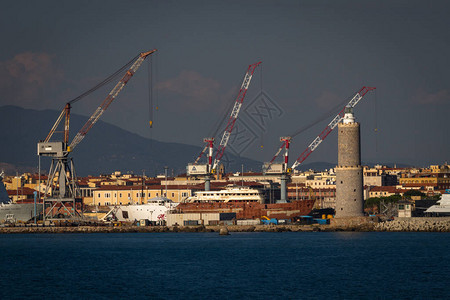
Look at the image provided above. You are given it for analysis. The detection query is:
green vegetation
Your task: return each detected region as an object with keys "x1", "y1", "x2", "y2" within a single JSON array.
[
  {"x1": 403, "y1": 190, "x2": 426, "y2": 197},
  {"x1": 365, "y1": 194, "x2": 402, "y2": 211},
  {"x1": 402, "y1": 190, "x2": 441, "y2": 200},
  {"x1": 365, "y1": 191, "x2": 441, "y2": 213}
]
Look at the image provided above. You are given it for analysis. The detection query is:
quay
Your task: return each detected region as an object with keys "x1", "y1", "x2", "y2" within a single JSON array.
[{"x1": 2, "y1": 217, "x2": 450, "y2": 233}]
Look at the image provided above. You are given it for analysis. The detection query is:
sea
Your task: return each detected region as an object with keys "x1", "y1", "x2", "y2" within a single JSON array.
[{"x1": 1, "y1": 232, "x2": 449, "y2": 299}]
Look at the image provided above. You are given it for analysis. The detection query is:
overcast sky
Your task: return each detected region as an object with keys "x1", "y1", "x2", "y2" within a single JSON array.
[{"x1": 1, "y1": 0, "x2": 449, "y2": 168}]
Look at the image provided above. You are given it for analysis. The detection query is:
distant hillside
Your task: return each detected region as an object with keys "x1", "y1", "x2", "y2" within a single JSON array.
[{"x1": 0, "y1": 105, "x2": 262, "y2": 176}]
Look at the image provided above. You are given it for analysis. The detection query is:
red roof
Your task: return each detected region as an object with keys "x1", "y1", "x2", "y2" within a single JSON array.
[{"x1": 7, "y1": 187, "x2": 37, "y2": 196}]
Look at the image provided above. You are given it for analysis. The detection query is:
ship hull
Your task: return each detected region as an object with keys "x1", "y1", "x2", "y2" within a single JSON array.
[
  {"x1": 175, "y1": 200, "x2": 316, "y2": 220},
  {"x1": 0, "y1": 203, "x2": 43, "y2": 222}
]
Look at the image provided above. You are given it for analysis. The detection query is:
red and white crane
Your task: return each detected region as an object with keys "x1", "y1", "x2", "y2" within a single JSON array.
[
  {"x1": 187, "y1": 61, "x2": 261, "y2": 177},
  {"x1": 212, "y1": 61, "x2": 261, "y2": 172},
  {"x1": 38, "y1": 50, "x2": 157, "y2": 220},
  {"x1": 264, "y1": 86, "x2": 376, "y2": 174}
]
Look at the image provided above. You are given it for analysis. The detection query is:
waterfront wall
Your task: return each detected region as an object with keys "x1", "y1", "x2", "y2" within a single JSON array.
[
  {"x1": 375, "y1": 217, "x2": 450, "y2": 232},
  {"x1": 2, "y1": 218, "x2": 450, "y2": 233}
]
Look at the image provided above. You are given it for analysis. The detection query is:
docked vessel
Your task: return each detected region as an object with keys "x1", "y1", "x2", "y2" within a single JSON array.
[
  {"x1": 178, "y1": 184, "x2": 315, "y2": 220},
  {"x1": 185, "y1": 185, "x2": 265, "y2": 203},
  {"x1": 104, "y1": 196, "x2": 179, "y2": 223},
  {"x1": 425, "y1": 193, "x2": 450, "y2": 216},
  {"x1": 0, "y1": 172, "x2": 42, "y2": 222},
  {"x1": 176, "y1": 200, "x2": 315, "y2": 220}
]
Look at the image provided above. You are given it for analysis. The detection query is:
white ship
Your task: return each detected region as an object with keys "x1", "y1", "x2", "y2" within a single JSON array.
[
  {"x1": 103, "y1": 196, "x2": 179, "y2": 223},
  {"x1": 0, "y1": 172, "x2": 43, "y2": 222},
  {"x1": 425, "y1": 193, "x2": 450, "y2": 216},
  {"x1": 185, "y1": 185, "x2": 264, "y2": 203}
]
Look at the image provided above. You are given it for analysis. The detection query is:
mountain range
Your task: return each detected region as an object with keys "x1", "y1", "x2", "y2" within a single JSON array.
[
  {"x1": 1, "y1": 105, "x2": 266, "y2": 176},
  {"x1": 1, "y1": 106, "x2": 411, "y2": 176}
]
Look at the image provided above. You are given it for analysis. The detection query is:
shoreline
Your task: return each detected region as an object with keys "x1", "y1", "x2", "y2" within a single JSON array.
[{"x1": 2, "y1": 218, "x2": 450, "y2": 234}]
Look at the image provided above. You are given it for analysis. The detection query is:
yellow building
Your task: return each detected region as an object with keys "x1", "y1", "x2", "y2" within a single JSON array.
[{"x1": 89, "y1": 185, "x2": 196, "y2": 206}]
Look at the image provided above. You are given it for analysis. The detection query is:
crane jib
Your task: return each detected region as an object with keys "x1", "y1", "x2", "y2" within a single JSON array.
[
  {"x1": 289, "y1": 87, "x2": 375, "y2": 170},
  {"x1": 211, "y1": 61, "x2": 261, "y2": 171},
  {"x1": 66, "y1": 50, "x2": 157, "y2": 151}
]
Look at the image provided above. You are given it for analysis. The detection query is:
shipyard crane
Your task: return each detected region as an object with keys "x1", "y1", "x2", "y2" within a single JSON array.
[
  {"x1": 186, "y1": 62, "x2": 261, "y2": 191},
  {"x1": 38, "y1": 50, "x2": 157, "y2": 220},
  {"x1": 263, "y1": 86, "x2": 376, "y2": 202}
]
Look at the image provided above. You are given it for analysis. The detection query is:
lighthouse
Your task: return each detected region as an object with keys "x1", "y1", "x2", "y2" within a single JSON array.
[{"x1": 335, "y1": 106, "x2": 364, "y2": 217}]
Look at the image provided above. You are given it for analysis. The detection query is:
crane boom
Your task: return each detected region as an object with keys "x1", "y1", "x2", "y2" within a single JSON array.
[
  {"x1": 68, "y1": 49, "x2": 157, "y2": 151},
  {"x1": 211, "y1": 61, "x2": 261, "y2": 171},
  {"x1": 290, "y1": 86, "x2": 375, "y2": 170}
]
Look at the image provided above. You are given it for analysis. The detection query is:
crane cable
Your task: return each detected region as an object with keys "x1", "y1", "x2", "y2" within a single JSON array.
[
  {"x1": 207, "y1": 81, "x2": 239, "y2": 139},
  {"x1": 148, "y1": 54, "x2": 153, "y2": 128},
  {"x1": 259, "y1": 63, "x2": 264, "y2": 149},
  {"x1": 288, "y1": 91, "x2": 356, "y2": 139},
  {"x1": 68, "y1": 54, "x2": 139, "y2": 105}
]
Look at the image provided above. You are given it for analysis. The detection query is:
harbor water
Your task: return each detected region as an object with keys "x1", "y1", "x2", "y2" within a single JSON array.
[{"x1": 1, "y1": 232, "x2": 449, "y2": 299}]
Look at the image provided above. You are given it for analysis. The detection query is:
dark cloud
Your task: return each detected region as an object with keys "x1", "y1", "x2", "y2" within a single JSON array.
[
  {"x1": 157, "y1": 70, "x2": 221, "y2": 111},
  {"x1": 412, "y1": 89, "x2": 449, "y2": 105},
  {"x1": 1, "y1": 0, "x2": 449, "y2": 166},
  {"x1": 0, "y1": 52, "x2": 63, "y2": 107}
]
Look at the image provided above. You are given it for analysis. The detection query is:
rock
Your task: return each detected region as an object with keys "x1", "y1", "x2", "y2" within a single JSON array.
[{"x1": 219, "y1": 227, "x2": 229, "y2": 236}]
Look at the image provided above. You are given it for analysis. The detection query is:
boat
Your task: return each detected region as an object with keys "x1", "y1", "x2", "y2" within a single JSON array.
[
  {"x1": 175, "y1": 199, "x2": 316, "y2": 220},
  {"x1": 0, "y1": 172, "x2": 43, "y2": 223},
  {"x1": 185, "y1": 185, "x2": 265, "y2": 203},
  {"x1": 177, "y1": 185, "x2": 315, "y2": 220},
  {"x1": 425, "y1": 193, "x2": 450, "y2": 216},
  {"x1": 103, "y1": 196, "x2": 179, "y2": 223}
]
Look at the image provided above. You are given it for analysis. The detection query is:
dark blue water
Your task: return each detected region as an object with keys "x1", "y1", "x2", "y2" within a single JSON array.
[{"x1": 1, "y1": 232, "x2": 449, "y2": 299}]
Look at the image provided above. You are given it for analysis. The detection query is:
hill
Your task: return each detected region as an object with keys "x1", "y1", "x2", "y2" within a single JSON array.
[{"x1": 0, "y1": 105, "x2": 263, "y2": 176}]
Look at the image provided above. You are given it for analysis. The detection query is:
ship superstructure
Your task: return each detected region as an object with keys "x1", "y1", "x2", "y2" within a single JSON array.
[{"x1": 185, "y1": 185, "x2": 264, "y2": 203}]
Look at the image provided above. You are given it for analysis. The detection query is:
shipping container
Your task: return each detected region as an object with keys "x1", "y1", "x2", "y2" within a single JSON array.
[
  {"x1": 219, "y1": 213, "x2": 236, "y2": 221},
  {"x1": 184, "y1": 220, "x2": 199, "y2": 226},
  {"x1": 278, "y1": 219, "x2": 291, "y2": 224},
  {"x1": 219, "y1": 220, "x2": 234, "y2": 226},
  {"x1": 236, "y1": 219, "x2": 260, "y2": 226}
]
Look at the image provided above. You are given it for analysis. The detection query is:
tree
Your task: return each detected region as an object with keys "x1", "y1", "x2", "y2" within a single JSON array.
[{"x1": 404, "y1": 190, "x2": 426, "y2": 198}]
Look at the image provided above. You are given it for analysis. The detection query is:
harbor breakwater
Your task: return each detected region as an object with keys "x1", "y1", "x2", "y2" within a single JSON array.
[
  {"x1": 374, "y1": 217, "x2": 450, "y2": 232},
  {"x1": 2, "y1": 217, "x2": 450, "y2": 233}
]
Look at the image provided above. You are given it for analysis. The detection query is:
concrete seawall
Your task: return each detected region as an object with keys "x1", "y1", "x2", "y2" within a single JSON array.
[
  {"x1": 2, "y1": 218, "x2": 450, "y2": 233},
  {"x1": 0, "y1": 224, "x2": 358, "y2": 234},
  {"x1": 374, "y1": 217, "x2": 450, "y2": 232}
]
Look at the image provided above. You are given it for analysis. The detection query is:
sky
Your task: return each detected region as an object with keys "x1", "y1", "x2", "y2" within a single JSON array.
[{"x1": 1, "y1": 0, "x2": 449, "y2": 168}]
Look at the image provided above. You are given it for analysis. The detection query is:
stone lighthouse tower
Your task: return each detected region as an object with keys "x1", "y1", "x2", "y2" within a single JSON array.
[{"x1": 335, "y1": 106, "x2": 364, "y2": 217}]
